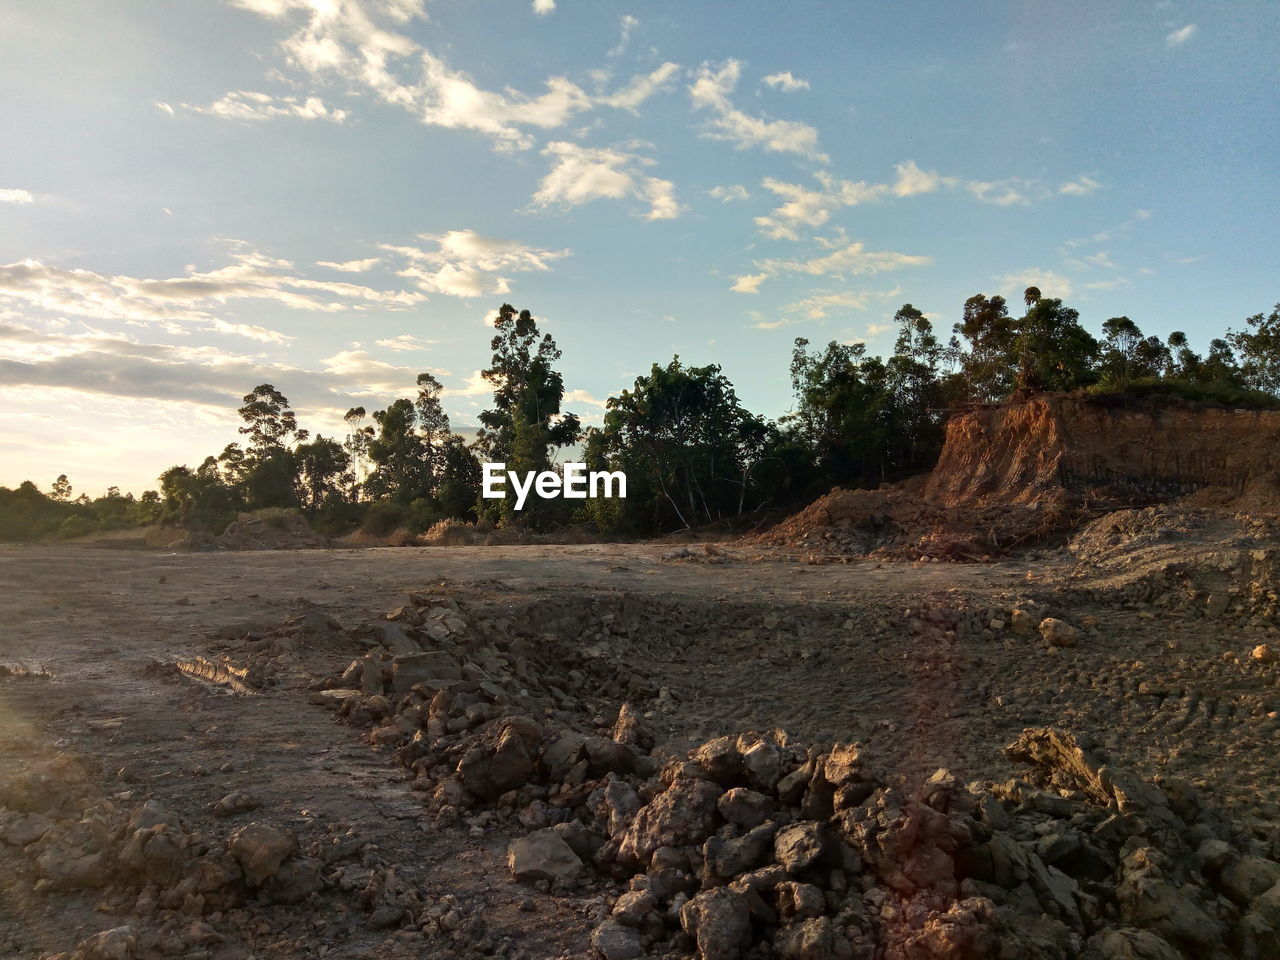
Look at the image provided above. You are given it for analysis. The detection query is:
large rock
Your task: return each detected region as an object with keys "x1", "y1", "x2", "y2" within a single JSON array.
[
  {"x1": 508, "y1": 828, "x2": 582, "y2": 884},
  {"x1": 591, "y1": 918, "x2": 643, "y2": 960},
  {"x1": 228, "y1": 822, "x2": 297, "y2": 888},
  {"x1": 775, "y1": 821, "x2": 830, "y2": 874},
  {"x1": 458, "y1": 722, "x2": 538, "y2": 799},
  {"x1": 391, "y1": 651, "x2": 461, "y2": 698},
  {"x1": 680, "y1": 887, "x2": 751, "y2": 960},
  {"x1": 703, "y1": 822, "x2": 777, "y2": 880},
  {"x1": 774, "y1": 917, "x2": 854, "y2": 960},
  {"x1": 717, "y1": 787, "x2": 774, "y2": 828},
  {"x1": 1038, "y1": 618, "x2": 1080, "y2": 648},
  {"x1": 617, "y1": 778, "x2": 723, "y2": 868}
]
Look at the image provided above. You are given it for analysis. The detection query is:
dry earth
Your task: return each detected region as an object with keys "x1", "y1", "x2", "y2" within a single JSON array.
[{"x1": 1, "y1": 530, "x2": 1278, "y2": 958}]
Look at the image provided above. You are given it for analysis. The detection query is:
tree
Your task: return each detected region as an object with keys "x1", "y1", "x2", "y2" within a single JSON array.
[
  {"x1": 414, "y1": 373, "x2": 453, "y2": 481},
  {"x1": 50, "y1": 474, "x2": 72, "y2": 502},
  {"x1": 1099, "y1": 316, "x2": 1143, "y2": 385},
  {"x1": 294, "y1": 436, "x2": 352, "y2": 511},
  {"x1": 953, "y1": 294, "x2": 1017, "y2": 402},
  {"x1": 1229, "y1": 303, "x2": 1280, "y2": 394},
  {"x1": 887, "y1": 305, "x2": 944, "y2": 469},
  {"x1": 599, "y1": 358, "x2": 766, "y2": 531},
  {"x1": 1016, "y1": 298, "x2": 1099, "y2": 392},
  {"x1": 476, "y1": 305, "x2": 581, "y2": 525},
  {"x1": 343, "y1": 407, "x2": 374, "y2": 496},
  {"x1": 366, "y1": 400, "x2": 432, "y2": 503},
  {"x1": 238, "y1": 384, "x2": 306, "y2": 456}
]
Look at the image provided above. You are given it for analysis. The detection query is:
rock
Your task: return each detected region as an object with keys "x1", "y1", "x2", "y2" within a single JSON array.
[
  {"x1": 703, "y1": 822, "x2": 777, "y2": 880},
  {"x1": 774, "y1": 916, "x2": 853, "y2": 960},
  {"x1": 774, "y1": 881, "x2": 825, "y2": 919},
  {"x1": 228, "y1": 822, "x2": 297, "y2": 887},
  {"x1": 775, "y1": 821, "x2": 830, "y2": 874},
  {"x1": 612, "y1": 703, "x2": 646, "y2": 746},
  {"x1": 1115, "y1": 845, "x2": 1220, "y2": 948},
  {"x1": 612, "y1": 889, "x2": 656, "y2": 927},
  {"x1": 67, "y1": 926, "x2": 137, "y2": 960},
  {"x1": 211, "y1": 790, "x2": 259, "y2": 818},
  {"x1": 695, "y1": 736, "x2": 744, "y2": 786},
  {"x1": 1038, "y1": 618, "x2": 1080, "y2": 647},
  {"x1": 1218, "y1": 855, "x2": 1280, "y2": 905},
  {"x1": 680, "y1": 887, "x2": 751, "y2": 960},
  {"x1": 717, "y1": 787, "x2": 774, "y2": 828},
  {"x1": 896, "y1": 898, "x2": 997, "y2": 960},
  {"x1": 738, "y1": 734, "x2": 785, "y2": 791},
  {"x1": 458, "y1": 724, "x2": 537, "y2": 800},
  {"x1": 263, "y1": 856, "x2": 322, "y2": 903},
  {"x1": 1089, "y1": 926, "x2": 1184, "y2": 960},
  {"x1": 0, "y1": 812, "x2": 53, "y2": 846},
  {"x1": 1205, "y1": 594, "x2": 1231, "y2": 617},
  {"x1": 391, "y1": 651, "x2": 461, "y2": 698},
  {"x1": 617, "y1": 778, "x2": 723, "y2": 868},
  {"x1": 591, "y1": 918, "x2": 643, "y2": 959},
  {"x1": 508, "y1": 829, "x2": 582, "y2": 885},
  {"x1": 1252, "y1": 643, "x2": 1278, "y2": 663},
  {"x1": 1010, "y1": 609, "x2": 1037, "y2": 636}
]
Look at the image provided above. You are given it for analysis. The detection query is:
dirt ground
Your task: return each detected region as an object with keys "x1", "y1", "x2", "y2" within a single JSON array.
[{"x1": 1, "y1": 533, "x2": 1278, "y2": 958}]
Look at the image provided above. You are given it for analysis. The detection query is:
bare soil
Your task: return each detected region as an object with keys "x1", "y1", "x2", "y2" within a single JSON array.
[{"x1": 1, "y1": 528, "x2": 1278, "y2": 958}]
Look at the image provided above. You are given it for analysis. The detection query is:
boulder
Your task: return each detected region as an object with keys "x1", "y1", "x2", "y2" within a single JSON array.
[
  {"x1": 228, "y1": 822, "x2": 297, "y2": 888},
  {"x1": 681, "y1": 887, "x2": 751, "y2": 960},
  {"x1": 508, "y1": 828, "x2": 582, "y2": 884}
]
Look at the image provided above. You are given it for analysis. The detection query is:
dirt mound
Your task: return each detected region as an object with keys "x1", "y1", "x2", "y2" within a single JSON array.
[
  {"x1": 753, "y1": 486, "x2": 1071, "y2": 560},
  {"x1": 762, "y1": 395, "x2": 1280, "y2": 560},
  {"x1": 179, "y1": 510, "x2": 326, "y2": 551}
]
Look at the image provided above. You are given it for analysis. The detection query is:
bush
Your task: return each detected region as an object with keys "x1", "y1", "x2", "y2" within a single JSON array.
[{"x1": 361, "y1": 501, "x2": 409, "y2": 536}]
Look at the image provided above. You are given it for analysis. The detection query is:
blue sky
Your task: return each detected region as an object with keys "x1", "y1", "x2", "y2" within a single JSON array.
[{"x1": 1, "y1": 0, "x2": 1276, "y2": 495}]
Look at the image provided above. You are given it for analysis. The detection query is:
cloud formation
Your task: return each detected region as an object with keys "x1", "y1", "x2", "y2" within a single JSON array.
[
  {"x1": 533, "y1": 141, "x2": 683, "y2": 221},
  {"x1": 0, "y1": 189, "x2": 35, "y2": 204},
  {"x1": 532, "y1": 0, "x2": 555, "y2": 15},
  {"x1": 382, "y1": 229, "x2": 570, "y2": 297},
  {"x1": 1167, "y1": 24, "x2": 1197, "y2": 47},
  {"x1": 0, "y1": 248, "x2": 432, "y2": 345},
  {"x1": 165, "y1": 91, "x2": 349, "y2": 122},
  {"x1": 709, "y1": 185, "x2": 751, "y2": 203},
  {"x1": 690, "y1": 60, "x2": 827, "y2": 162},
  {"x1": 761, "y1": 72, "x2": 809, "y2": 92}
]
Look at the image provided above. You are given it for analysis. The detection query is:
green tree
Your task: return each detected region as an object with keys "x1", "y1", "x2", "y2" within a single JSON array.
[
  {"x1": 476, "y1": 305, "x2": 581, "y2": 525},
  {"x1": 238, "y1": 384, "x2": 306, "y2": 455},
  {"x1": 953, "y1": 294, "x2": 1017, "y2": 402},
  {"x1": 294, "y1": 436, "x2": 352, "y2": 511},
  {"x1": 599, "y1": 358, "x2": 766, "y2": 531},
  {"x1": 1229, "y1": 303, "x2": 1280, "y2": 394},
  {"x1": 366, "y1": 399, "x2": 433, "y2": 504},
  {"x1": 50, "y1": 474, "x2": 72, "y2": 502}
]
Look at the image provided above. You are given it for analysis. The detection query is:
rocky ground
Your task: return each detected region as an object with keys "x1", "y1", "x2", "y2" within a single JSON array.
[{"x1": 1, "y1": 514, "x2": 1279, "y2": 959}]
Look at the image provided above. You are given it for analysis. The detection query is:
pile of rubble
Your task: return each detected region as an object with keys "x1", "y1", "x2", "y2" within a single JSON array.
[
  {"x1": 307, "y1": 597, "x2": 1280, "y2": 959},
  {"x1": 178, "y1": 510, "x2": 326, "y2": 551},
  {"x1": 752, "y1": 486, "x2": 1074, "y2": 561}
]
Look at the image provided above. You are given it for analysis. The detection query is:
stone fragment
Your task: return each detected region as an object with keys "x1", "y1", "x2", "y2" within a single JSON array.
[
  {"x1": 391, "y1": 651, "x2": 461, "y2": 698},
  {"x1": 717, "y1": 787, "x2": 774, "y2": 828},
  {"x1": 775, "y1": 821, "x2": 830, "y2": 874},
  {"x1": 591, "y1": 918, "x2": 642, "y2": 960},
  {"x1": 508, "y1": 828, "x2": 582, "y2": 884},
  {"x1": 617, "y1": 778, "x2": 723, "y2": 868},
  {"x1": 228, "y1": 823, "x2": 296, "y2": 888},
  {"x1": 680, "y1": 887, "x2": 751, "y2": 960},
  {"x1": 1038, "y1": 618, "x2": 1080, "y2": 647}
]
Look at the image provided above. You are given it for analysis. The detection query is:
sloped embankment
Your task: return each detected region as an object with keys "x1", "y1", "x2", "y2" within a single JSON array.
[{"x1": 758, "y1": 396, "x2": 1280, "y2": 559}]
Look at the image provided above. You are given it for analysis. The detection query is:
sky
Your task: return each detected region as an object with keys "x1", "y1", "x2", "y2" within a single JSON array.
[{"x1": 1, "y1": 0, "x2": 1277, "y2": 496}]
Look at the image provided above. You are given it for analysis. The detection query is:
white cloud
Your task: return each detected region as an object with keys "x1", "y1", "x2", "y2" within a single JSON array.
[
  {"x1": 750, "y1": 315, "x2": 807, "y2": 330},
  {"x1": 440, "y1": 369, "x2": 492, "y2": 397},
  {"x1": 155, "y1": 101, "x2": 176, "y2": 116},
  {"x1": 730, "y1": 273, "x2": 768, "y2": 294},
  {"x1": 891, "y1": 160, "x2": 942, "y2": 197},
  {"x1": 690, "y1": 60, "x2": 827, "y2": 162},
  {"x1": 993, "y1": 269, "x2": 1074, "y2": 301},
  {"x1": 608, "y1": 14, "x2": 639, "y2": 57},
  {"x1": 865, "y1": 322, "x2": 893, "y2": 337},
  {"x1": 375, "y1": 333, "x2": 436, "y2": 351},
  {"x1": 709, "y1": 185, "x2": 751, "y2": 202},
  {"x1": 0, "y1": 189, "x2": 36, "y2": 204},
  {"x1": 782, "y1": 290, "x2": 872, "y2": 320},
  {"x1": 0, "y1": 246, "x2": 430, "y2": 344},
  {"x1": 532, "y1": 0, "x2": 555, "y2": 14},
  {"x1": 418, "y1": 52, "x2": 591, "y2": 150},
  {"x1": 762, "y1": 71, "x2": 810, "y2": 93},
  {"x1": 533, "y1": 141, "x2": 685, "y2": 220},
  {"x1": 760, "y1": 241, "x2": 933, "y2": 278},
  {"x1": 317, "y1": 257, "x2": 382, "y2": 272},
  {"x1": 176, "y1": 90, "x2": 348, "y2": 122},
  {"x1": 598, "y1": 63, "x2": 681, "y2": 111},
  {"x1": 964, "y1": 178, "x2": 1032, "y2": 206},
  {"x1": 382, "y1": 228, "x2": 570, "y2": 297},
  {"x1": 1058, "y1": 175, "x2": 1100, "y2": 197},
  {"x1": 1166, "y1": 24, "x2": 1197, "y2": 47}
]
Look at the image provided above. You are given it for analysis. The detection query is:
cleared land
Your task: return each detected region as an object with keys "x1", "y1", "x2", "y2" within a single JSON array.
[{"x1": 1, "y1": 527, "x2": 1278, "y2": 959}]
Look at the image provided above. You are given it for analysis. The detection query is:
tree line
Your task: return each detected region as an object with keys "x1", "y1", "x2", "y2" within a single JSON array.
[{"x1": 3, "y1": 293, "x2": 1278, "y2": 541}]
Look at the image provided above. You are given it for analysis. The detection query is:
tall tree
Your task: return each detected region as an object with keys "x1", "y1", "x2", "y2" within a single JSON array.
[
  {"x1": 1229, "y1": 303, "x2": 1280, "y2": 394},
  {"x1": 476, "y1": 304, "x2": 581, "y2": 524},
  {"x1": 238, "y1": 384, "x2": 306, "y2": 456}
]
